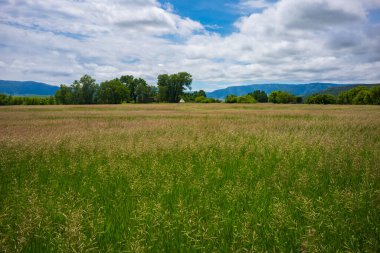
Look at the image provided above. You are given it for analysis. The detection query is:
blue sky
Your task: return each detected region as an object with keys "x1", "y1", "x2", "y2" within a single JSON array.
[
  {"x1": 159, "y1": 0, "x2": 279, "y2": 35},
  {"x1": 159, "y1": 0, "x2": 243, "y2": 35},
  {"x1": 0, "y1": 0, "x2": 380, "y2": 91}
]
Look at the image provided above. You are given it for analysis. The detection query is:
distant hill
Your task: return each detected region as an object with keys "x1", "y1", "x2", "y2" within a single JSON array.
[
  {"x1": 315, "y1": 84, "x2": 380, "y2": 96},
  {"x1": 0, "y1": 80, "x2": 59, "y2": 96},
  {"x1": 206, "y1": 83, "x2": 349, "y2": 99}
]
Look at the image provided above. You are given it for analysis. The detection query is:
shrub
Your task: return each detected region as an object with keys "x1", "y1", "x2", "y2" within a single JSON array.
[
  {"x1": 237, "y1": 95, "x2": 257, "y2": 103},
  {"x1": 225, "y1": 95, "x2": 238, "y2": 103}
]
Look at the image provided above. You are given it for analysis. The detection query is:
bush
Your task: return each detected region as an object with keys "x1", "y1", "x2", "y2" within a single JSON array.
[
  {"x1": 237, "y1": 95, "x2": 257, "y2": 103},
  {"x1": 225, "y1": 95, "x2": 238, "y2": 103},
  {"x1": 225, "y1": 94, "x2": 256, "y2": 103},
  {"x1": 194, "y1": 96, "x2": 221, "y2": 103},
  {"x1": 195, "y1": 96, "x2": 206, "y2": 103}
]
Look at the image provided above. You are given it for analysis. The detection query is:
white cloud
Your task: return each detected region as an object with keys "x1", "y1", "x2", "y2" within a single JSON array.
[
  {"x1": 239, "y1": 0, "x2": 274, "y2": 10},
  {"x1": 0, "y1": 0, "x2": 379, "y2": 91}
]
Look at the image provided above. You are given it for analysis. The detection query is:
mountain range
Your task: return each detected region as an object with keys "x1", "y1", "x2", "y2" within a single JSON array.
[
  {"x1": 0, "y1": 80, "x2": 59, "y2": 96},
  {"x1": 205, "y1": 83, "x2": 351, "y2": 99}
]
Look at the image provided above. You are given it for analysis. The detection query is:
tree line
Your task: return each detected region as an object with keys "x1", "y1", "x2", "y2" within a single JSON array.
[
  {"x1": 0, "y1": 94, "x2": 55, "y2": 105},
  {"x1": 225, "y1": 85, "x2": 380, "y2": 105},
  {"x1": 225, "y1": 90, "x2": 303, "y2": 104},
  {"x1": 1, "y1": 73, "x2": 379, "y2": 106},
  {"x1": 305, "y1": 85, "x2": 380, "y2": 105},
  {"x1": 55, "y1": 73, "x2": 193, "y2": 104},
  {"x1": 54, "y1": 73, "x2": 223, "y2": 104}
]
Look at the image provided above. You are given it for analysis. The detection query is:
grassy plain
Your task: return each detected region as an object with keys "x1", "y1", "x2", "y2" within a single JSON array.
[{"x1": 0, "y1": 104, "x2": 379, "y2": 252}]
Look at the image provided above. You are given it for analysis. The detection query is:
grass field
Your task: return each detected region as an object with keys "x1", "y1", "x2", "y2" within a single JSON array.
[{"x1": 0, "y1": 104, "x2": 379, "y2": 252}]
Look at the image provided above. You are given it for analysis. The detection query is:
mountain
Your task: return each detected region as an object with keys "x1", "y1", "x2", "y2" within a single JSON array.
[
  {"x1": 206, "y1": 83, "x2": 349, "y2": 99},
  {"x1": 0, "y1": 80, "x2": 59, "y2": 96},
  {"x1": 316, "y1": 84, "x2": 380, "y2": 96}
]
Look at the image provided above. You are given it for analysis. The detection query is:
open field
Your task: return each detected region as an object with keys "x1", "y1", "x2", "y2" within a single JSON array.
[{"x1": 0, "y1": 104, "x2": 379, "y2": 252}]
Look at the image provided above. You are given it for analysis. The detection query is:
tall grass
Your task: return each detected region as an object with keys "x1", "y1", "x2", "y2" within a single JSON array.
[{"x1": 0, "y1": 104, "x2": 379, "y2": 252}]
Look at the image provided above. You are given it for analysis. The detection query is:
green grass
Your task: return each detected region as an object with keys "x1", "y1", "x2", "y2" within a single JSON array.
[{"x1": 0, "y1": 104, "x2": 379, "y2": 252}]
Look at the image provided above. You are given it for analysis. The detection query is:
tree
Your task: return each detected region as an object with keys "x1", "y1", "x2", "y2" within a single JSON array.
[
  {"x1": 120, "y1": 75, "x2": 135, "y2": 102},
  {"x1": 0, "y1": 94, "x2": 10, "y2": 105},
  {"x1": 55, "y1": 85, "x2": 74, "y2": 104},
  {"x1": 352, "y1": 90, "x2": 372, "y2": 105},
  {"x1": 157, "y1": 72, "x2": 192, "y2": 103},
  {"x1": 248, "y1": 90, "x2": 268, "y2": 103},
  {"x1": 120, "y1": 75, "x2": 150, "y2": 103},
  {"x1": 135, "y1": 81, "x2": 157, "y2": 103},
  {"x1": 269, "y1": 91, "x2": 296, "y2": 104},
  {"x1": 369, "y1": 86, "x2": 380, "y2": 105},
  {"x1": 306, "y1": 94, "x2": 336, "y2": 104},
  {"x1": 181, "y1": 90, "x2": 207, "y2": 102},
  {"x1": 71, "y1": 75, "x2": 98, "y2": 104},
  {"x1": 97, "y1": 79, "x2": 130, "y2": 104},
  {"x1": 337, "y1": 86, "x2": 368, "y2": 104}
]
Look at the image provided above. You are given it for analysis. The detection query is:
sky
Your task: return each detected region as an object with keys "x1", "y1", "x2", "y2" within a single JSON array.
[{"x1": 0, "y1": 0, "x2": 380, "y2": 91}]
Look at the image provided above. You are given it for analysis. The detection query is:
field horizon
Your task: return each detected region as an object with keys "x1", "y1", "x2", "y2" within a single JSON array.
[{"x1": 1, "y1": 104, "x2": 379, "y2": 252}]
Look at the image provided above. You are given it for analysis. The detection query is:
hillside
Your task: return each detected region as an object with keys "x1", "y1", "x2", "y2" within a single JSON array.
[
  {"x1": 206, "y1": 83, "x2": 348, "y2": 99},
  {"x1": 316, "y1": 84, "x2": 380, "y2": 96},
  {"x1": 0, "y1": 80, "x2": 59, "y2": 96}
]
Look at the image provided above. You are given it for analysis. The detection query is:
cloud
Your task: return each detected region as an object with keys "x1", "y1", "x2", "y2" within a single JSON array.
[
  {"x1": 0, "y1": 0, "x2": 379, "y2": 91},
  {"x1": 239, "y1": 0, "x2": 274, "y2": 10},
  {"x1": 228, "y1": 0, "x2": 275, "y2": 15},
  {"x1": 194, "y1": 0, "x2": 380, "y2": 87}
]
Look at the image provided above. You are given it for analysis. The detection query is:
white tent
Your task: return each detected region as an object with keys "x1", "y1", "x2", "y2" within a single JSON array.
[{"x1": 179, "y1": 99, "x2": 185, "y2": 103}]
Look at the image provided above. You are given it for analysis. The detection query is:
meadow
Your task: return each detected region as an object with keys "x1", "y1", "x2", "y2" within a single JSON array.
[{"x1": 0, "y1": 104, "x2": 379, "y2": 252}]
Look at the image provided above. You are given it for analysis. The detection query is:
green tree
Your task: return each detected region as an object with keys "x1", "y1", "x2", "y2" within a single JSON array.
[
  {"x1": 269, "y1": 91, "x2": 296, "y2": 104},
  {"x1": 55, "y1": 85, "x2": 74, "y2": 104},
  {"x1": 248, "y1": 90, "x2": 268, "y2": 102},
  {"x1": 0, "y1": 94, "x2": 10, "y2": 105},
  {"x1": 157, "y1": 72, "x2": 192, "y2": 103},
  {"x1": 70, "y1": 75, "x2": 98, "y2": 104},
  {"x1": 182, "y1": 90, "x2": 207, "y2": 102},
  {"x1": 120, "y1": 75, "x2": 151, "y2": 103},
  {"x1": 337, "y1": 86, "x2": 368, "y2": 104},
  {"x1": 135, "y1": 81, "x2": 157, "y2": 103},
  {"x1": 306, "y1": 94, "x2": 336, "y2": 104},
  {"x1": 120, "y1": 75, "x2": 135, "y2": 102},
  {"x1": 97, "y1": 79, "x2": 130, "y2": 104},
  {"x1": 369, "y1": 86, "x2": 380, "y2": 105},
  {"x1": 352, "y1": 90, "x2": 372, "y2": 105}
]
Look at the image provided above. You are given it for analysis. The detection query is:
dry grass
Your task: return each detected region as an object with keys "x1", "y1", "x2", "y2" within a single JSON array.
[{"x1": 0, "y1": 104, "x2": 379, "y2": 252}]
